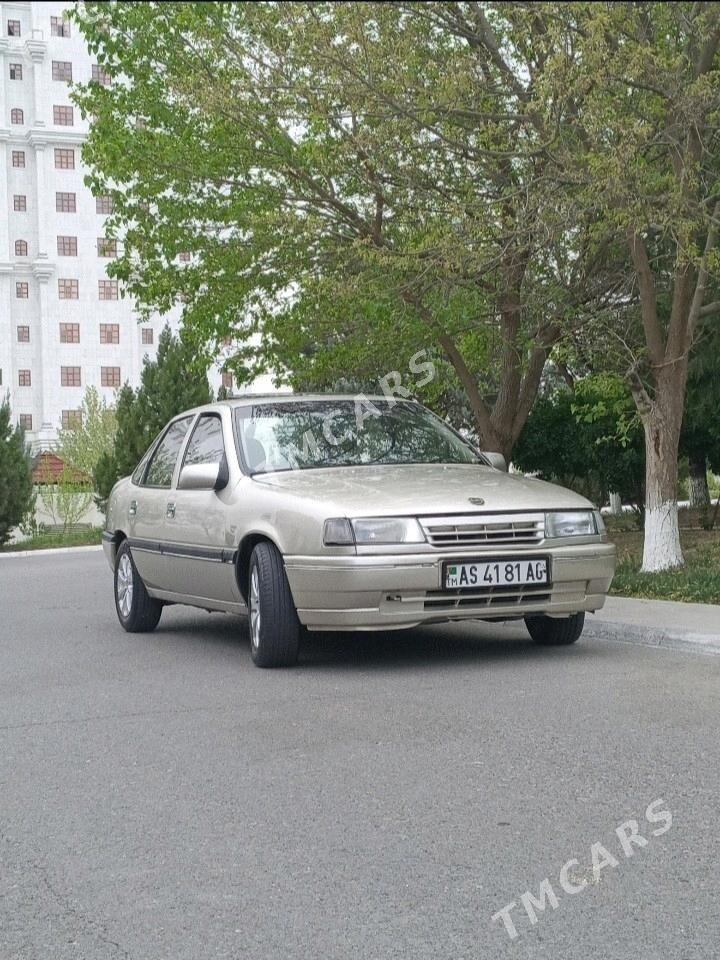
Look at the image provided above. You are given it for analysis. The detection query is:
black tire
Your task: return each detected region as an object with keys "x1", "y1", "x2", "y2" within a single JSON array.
[
  {"x1": 525, "y1": 612, "x2": 585, "y2": 646},
  {"x1": 248, "y1": 542, "x2": 300, "y2": 668},
  {"x1": 114, "y1": 539, "x2": 163, "y2": 633}
]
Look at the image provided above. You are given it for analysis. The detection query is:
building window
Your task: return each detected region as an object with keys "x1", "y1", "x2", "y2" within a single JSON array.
[
  {"x1": 52, "y1": 60, "x2": 73, "y2": 82},
  {"x1": 91, "y1": 63, "x2": 111, "y2": 86},
  {"x1": 10, "y1": 63, "x2": 22, "y2": 80},
  {"x1": 141, "y1": 328, "x2": 154, "y2": 345},
  {"x1": 97, "y1": 237, "x2": 117, "y2": 257},
  {"x1": 98, "y1": 237, "x2": 117, "y2": 257},
  {"x1": 62, "y1": 410, "x2": 83, "y2": 429},
  {"x1": 12, "y1": 150, "x2": 25, "y2": 167},
  {"x1": 221, "y1": 371, "x2": 233, "y2": 390},
  {"x1": 51, "y1": 16, "x2": 71, "y2": 38},
  {"x1": 53, "y1": 105, "x2": 74, "y2": 125},
  {"x1": 10, "y1": 108, "x2": 24, "y2": 124},
  {"x1": 56, "y1": 192, "x2": 76, "y2": 213},
  {"x1": 60, "y1": 323, "x2": 80, "y2": 343},
  {"x1": 17, "y1": 326, "x2": 30, "y2": 342},
  {"x1": 57, "y1": 235, "x2": 78, "y2": 256},
  {"x1": 100, "y1": 324, "x2": 119, "y2": 344},
  {"x1": 19, "y1": 370, "x2": 31, "y2": 387},
  {"x1": 61, "y1": 366, "x2": 81, "y2": 387},
  {"x1": 14, "y1": 195, "x2": 27, "y2": 211},
  {"x1": 14, "y1": 240, "x2": 28, "y2": 256},
  {"x1": 7, "y1": 19, "x2": 21, "y2": 37},
  {"x1": 16, "y1": 282, "x2": 29, "y2": 299},
  {"x1": 101, "y1": 366, "x2": 121, "y2": 388},
  {"x1": 98, "y1": 280, "x2": 118, "y2": 300},
  {"x1": 19, "y1": 414, "x2": 33, "y2": 431},
  {"x1": 95, "y1": 195, "x2": 113, "y2": 214},
  {"x1": 54, "y1": 148, "x2": 74, "y2": 169},
  {"x1": 58, "y1": 279, "x2": 79, "y2": 299}
]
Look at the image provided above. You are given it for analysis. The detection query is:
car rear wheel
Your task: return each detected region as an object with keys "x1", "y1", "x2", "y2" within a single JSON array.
[
  {"x1": 525, "y1": 612, "x2": 585, "y2": 646},
  {"x1": 114, "y1": 540, "x2": 163, "y2": 633},
  {"x1": 248, "y1": 542, "x2": 300, "y2": 668}
]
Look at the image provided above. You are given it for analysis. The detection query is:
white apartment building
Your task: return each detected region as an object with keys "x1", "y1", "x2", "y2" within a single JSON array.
[{"x1": 0, "y1": 1, "x2": 246, "y2": 451}]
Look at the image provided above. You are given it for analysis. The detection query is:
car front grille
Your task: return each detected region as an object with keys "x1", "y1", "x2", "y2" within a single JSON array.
[
  {"x1": 424, "y1": 584, "x2": 551, "y2": 611},
  {"x1": 419, "y1": 512, "x2": 544, "y2": 549}
]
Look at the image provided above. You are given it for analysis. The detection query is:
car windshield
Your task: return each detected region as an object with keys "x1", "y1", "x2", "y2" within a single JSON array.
[{"x1": 234, "y1": 399, "x2": 483, "y2": 474}]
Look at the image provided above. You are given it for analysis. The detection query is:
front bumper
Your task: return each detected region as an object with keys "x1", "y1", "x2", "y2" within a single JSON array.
[{"x1": 285, "y1": 542, "x2": 617, "y2": 631}]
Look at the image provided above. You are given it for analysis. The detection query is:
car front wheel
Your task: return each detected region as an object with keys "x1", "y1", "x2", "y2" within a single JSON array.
[
  {"x1": 114, "y1": 540, "x2": 163, "y2": 633},
  {"x1": 248, "y1": 542, "x2": 300, "y2": 668},
  {"x1": 525, "y1": 612, "x2": 585, "y2": 646}
]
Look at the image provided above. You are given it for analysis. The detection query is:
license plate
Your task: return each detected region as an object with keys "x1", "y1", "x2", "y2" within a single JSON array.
[{"x1": 444, "y1": 557, "x2": 549, "y2": 590}]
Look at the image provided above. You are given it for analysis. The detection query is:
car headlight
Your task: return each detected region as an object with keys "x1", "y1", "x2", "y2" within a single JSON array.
[
  {"x1": 545, "y1": 510, "x2": 598, "y2": 539},
  {"x1": 323, "y1": 517, "x2": 426, "y2": 546}
]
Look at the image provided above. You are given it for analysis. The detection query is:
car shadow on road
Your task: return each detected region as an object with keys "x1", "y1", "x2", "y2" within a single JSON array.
[
  {"x1": 297, "y1": 622, "x2": 599, "y2": 671},
  {"x1": 156, "y1": 607, "x2": 605, "y2": 671}
]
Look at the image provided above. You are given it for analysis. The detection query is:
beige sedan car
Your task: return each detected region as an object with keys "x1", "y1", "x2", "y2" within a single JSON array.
[{"x1": 103, "y1": 394, "x2": 616, "y2": 667}]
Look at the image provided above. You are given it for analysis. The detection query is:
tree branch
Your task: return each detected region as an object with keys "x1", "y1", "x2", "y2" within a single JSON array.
[{"x1": 627, "y1": 231, "x2": 665, "y2": 366}]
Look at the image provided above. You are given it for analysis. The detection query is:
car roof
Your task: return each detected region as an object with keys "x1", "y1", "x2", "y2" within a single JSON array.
[
  {"x1": 172, "y1": 393, "x2": 423, "y2": 421},
  {"x1": 224, "y1": 393, "x2": 412, "y2": 405}
]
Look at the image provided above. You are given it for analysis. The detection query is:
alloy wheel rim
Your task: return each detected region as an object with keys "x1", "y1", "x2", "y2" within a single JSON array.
[
  {"x1": 249, "y1": 567, "x2": 261, "y2": 650},
  {"x1": 117, "y1": 553, "x2": 134, "y2": 619}
]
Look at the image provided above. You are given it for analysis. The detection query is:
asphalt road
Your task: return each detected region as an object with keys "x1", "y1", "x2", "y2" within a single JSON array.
[{"x1": 1, "y1": 551, "x2": 718, "y2": 960}]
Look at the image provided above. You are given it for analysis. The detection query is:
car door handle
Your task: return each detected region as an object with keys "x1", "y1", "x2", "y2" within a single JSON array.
[
  {"x1": 129, "y1": 499, "x2": 137, "y2": 517},
  {"x1": 166, "y1": 502, "x2": 176, "y2": 519}
]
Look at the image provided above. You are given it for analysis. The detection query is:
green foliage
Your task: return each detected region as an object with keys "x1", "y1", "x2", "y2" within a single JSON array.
[
  {"x1": 0, "y1": 526, "x2": 102, "y2": 553},
  {"x1": 682, "y1": 319, "x2": 720, "y2": 472},
  {"x1": 611, "y1": 535, "x2": 720, "y2": 605},
  {"x1": 56, "y1": 386, "x2": 117, "y2": 478},
  {"x1": 514, "y1": 376, "x2": 645, "y2": 507},
  {"x1": 0, "y1": 396, "x2": 36, "y2": 546},
  {"x1": 513, "y1": 388, "x2": 596, "y2": 499},
  {"x1": 97, "y1": 326, "x2": 212, "y2": 498},
  {"x1": 38, "y1": 464, "x2": 94, "y2": 533},
  {"x1": 112, "y1": 382, "x2": 145, "y2": 482},
  {"x1": 70, "y1": 2, "x2": 610, "y2": 456},
  {"x1": 93, "y1": 450, "x2": 120, "y2": 507}
]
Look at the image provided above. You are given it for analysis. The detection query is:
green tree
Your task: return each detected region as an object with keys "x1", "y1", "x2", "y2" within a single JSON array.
[
  {"x1": 56, "y1": 386, "x2": 117, "y2": 478},
  {"x1": 0, "y1": 396, "x2": 35, "y2": 546},
  {"x1": 548, "y1": 3, "x2": 720, "y2": 570},
  {"x1": 94, "y1": 326, "x2": 212, "y2": 503},
  {"x1": 681, "y1": 318, "x2": 720, "y2": 509},
  {"x1": 38, "y1": 463, "x2": 94, "y2": 533},
  {"x1": 514, "y1": 376, "x2": 645, "y2": 510},
  {"x1": 93, "y1": 450, "x2": 120, "y2": 510},
  {"x1": 71, "y1": 2, "x2": 608, "y2": 460}
]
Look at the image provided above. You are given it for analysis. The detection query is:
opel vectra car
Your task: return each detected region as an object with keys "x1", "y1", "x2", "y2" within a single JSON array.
[{"x1": 103, "y1": 395, "x2": 616, "y2": 667}]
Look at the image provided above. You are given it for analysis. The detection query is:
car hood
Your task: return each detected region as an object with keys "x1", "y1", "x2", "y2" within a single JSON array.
[{"x1": 251, "y1": 463, "x2": 593, "y2": 516}]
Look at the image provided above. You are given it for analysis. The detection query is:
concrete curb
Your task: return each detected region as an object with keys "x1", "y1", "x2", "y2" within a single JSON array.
[
  {"x1": 0, "y1": 544, "x2": 103, "y2": 560},
  {"x1": 585, "y1": 618, "x2": 720, "y2": 656}
]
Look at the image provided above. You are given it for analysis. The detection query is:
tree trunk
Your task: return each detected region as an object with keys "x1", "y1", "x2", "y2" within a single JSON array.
[
  {"x1": 609, "y1": 492, "x2": 623, "y2": 515},
  {"x1": 689, "y1": 454, "x2": 710, "y2": 509},
  {"x1": 641, "y1": 402, "x2": 684, "y2": 572}
]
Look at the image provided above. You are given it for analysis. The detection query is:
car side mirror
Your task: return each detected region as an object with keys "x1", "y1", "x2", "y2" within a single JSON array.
[
  {"x1": 177, "y1": 462, "x2": 221, "y2": 491},
  {"x1": 483, "y1": 451, "x2": 508, "y2": 472}
]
